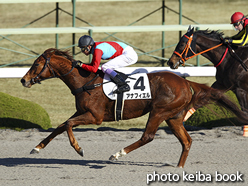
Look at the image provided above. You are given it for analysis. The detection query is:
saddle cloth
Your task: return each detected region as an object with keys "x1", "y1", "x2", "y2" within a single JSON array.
[{"x1": 102, "y1": 68, "x2": 152, "y2": 100}]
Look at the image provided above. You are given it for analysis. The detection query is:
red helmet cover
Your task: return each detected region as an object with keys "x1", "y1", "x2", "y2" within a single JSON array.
[{"x1": 231, "y1": 12, "x2": 245, "y2": 24}]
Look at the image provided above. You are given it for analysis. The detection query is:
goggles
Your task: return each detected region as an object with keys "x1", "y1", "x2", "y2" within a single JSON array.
[
  {"x1": 233, "y1": 21, "x2": 241, "y2": 27},
  {"x1": 81, "y1": 46, "x2": 88, "y2": 52}
]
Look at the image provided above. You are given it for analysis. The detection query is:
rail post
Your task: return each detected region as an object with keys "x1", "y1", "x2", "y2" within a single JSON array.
[
  {"x1": 88, "y1": 29, "x2": 93, "y2": 63},
  {"x1": 55, "y1": 2, "x2": 59, "y2": 48},
  {"x1": 72, "y1": 0, "x2": 76, "y2": 57}
]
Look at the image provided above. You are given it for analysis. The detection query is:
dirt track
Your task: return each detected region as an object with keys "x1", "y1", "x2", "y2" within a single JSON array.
[{"x1": 0, "y1": 126, "x2": 247, "y2": 186}]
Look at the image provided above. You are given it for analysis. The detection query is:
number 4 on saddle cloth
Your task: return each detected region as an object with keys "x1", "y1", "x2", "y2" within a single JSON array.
[{"x1": 103, "y1": 68, "x2": 152, "y2": 121}]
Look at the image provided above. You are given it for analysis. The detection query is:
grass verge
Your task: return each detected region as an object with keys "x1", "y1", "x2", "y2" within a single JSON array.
[{"x1": 0, "y1": 92, "x2": 52, "y2": 131}]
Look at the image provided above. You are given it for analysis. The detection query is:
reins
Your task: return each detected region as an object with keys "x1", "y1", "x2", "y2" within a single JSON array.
[{"x1": 225, "y1": 44, "x2": 248, "y2": 71}]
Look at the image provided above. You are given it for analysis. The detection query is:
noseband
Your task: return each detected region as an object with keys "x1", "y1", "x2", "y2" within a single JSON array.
[
  {"x1": 31, "y1": 53, "x2": 74, "y2": 84},
  {"x1": 173, "y1": 34, "x2": 223, "y2": 66},
  {"x1": 173, "y1": 34, "x2": 196, "y2": 66}
]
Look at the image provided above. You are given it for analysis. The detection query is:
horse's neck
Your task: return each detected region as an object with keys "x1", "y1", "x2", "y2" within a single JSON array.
[
  {"x1": 51, "y1": 58, "x2": 95, "y2": 92},
  {"x1": 195, "y1": 35, "x2": 226, "y2": 65},
  {"x1": 62, "y1": 69, "x2": 98, "y2": 93}
]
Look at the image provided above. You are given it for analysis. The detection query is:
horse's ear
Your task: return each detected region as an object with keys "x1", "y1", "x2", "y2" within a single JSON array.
[
  {"x1": 187, "y1": 25, "x2": 192, "y2": 33},
  {"x1": 50, "y1": 49, "x2": 56, "y2": 54},
  {"x1": 190, "y1": 27, "x2": 194, "y2": 34},
  {"x1": 187, "y1": 25, "x2": 194, "y2": 35},
  {"x1": 43, "y1": 48, "x2": 57, "y2": 58},
  {"x1": 187, "y1": 25, "x2": 195, "y2": 32}
]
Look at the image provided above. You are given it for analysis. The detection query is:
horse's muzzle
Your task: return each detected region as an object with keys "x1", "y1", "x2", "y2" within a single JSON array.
[
  {"x1": 167, "y1": 61, "x2": 178, "y2": 69},
  {"x1": 167, "y1": 61, "x2": 174, "y2": 68},
  {"x1": 21, "y1": 78, "x2": 31, "y2": 88}
]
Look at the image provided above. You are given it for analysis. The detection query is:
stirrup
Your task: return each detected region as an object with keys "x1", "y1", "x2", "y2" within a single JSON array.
[{"x1": 113, "y1": 84, "x2": 130, "y2": 94}]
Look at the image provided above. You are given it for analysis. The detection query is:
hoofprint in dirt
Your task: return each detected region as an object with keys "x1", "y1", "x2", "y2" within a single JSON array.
[{"x1": 0, "y1": 126, "x2": 247, "y2": 186}]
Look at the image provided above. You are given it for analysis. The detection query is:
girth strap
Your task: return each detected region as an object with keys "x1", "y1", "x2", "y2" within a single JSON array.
[
  {"x1": 71, "y1": 74, "x2": 100, "y2": 95},
  {"x1": 115, "y1": 93, "x2": 124, "y2": 121},
  {"x1": 71, "y1": 84, "x2": 98, "y2": 95}
]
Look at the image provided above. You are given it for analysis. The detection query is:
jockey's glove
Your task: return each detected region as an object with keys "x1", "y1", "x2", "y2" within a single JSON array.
[
  {"x1": 72, "y1": 60, "x2": 83, "y2": 68},
  {"x1": 223, "y1": 38, "x2": 232, "y2": 45}
]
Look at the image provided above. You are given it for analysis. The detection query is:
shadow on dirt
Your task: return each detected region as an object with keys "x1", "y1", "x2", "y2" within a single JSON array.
[{"x1": 0, "y1": 157, "x2": 176, "y2": 169}]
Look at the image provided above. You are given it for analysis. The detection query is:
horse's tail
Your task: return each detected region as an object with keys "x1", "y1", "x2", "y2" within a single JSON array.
[{"x1": 188, "y1": 81, "x2": 248, "y2": 124}]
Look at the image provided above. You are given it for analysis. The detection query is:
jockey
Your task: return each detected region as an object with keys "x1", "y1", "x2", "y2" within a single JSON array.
[
  {"x1": 73, "y1": 35, "x2": 138, "y2": 94},
  {"x1": 223, "y1": 12, "x2": 248, "y2": 46}
]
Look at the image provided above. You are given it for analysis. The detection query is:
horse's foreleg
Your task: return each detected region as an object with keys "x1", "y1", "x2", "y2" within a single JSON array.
[
  {"x1": 65, "y1": 111, "x2": 100, "y2": 156},
  {"x1": 65, "y1": 122, "x2": 84, "y2": 156},
  {"x1": 30, "y1": 123, "x2": 67, "y2": 154},
  {"x1": 234, "y1": 88, "x2": 248, "y2": 112},
  {"x1": 30, "y1": 112, "x2": 80, "y2": 154},
  {"x1": 167, "y1": 118, "x2": 192, "y2": 168},
  {"x1": 109, "y1": 113, "x2": 162, "y2": 161}
]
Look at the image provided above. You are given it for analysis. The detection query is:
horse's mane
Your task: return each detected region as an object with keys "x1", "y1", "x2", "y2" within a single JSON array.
[
  {"x1": 45, "y1": 48, "x2": 74, "y2": 62},
  {"x1": 195, "y1": 29, "x2": 224, "y2": 41}
]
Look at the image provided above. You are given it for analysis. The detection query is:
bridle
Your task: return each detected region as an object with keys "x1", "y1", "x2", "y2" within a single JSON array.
[
  {"x1": 173, "y1": 33, "x2": 224, "y2": 66},
  {"x1": 31, "y1": 53, "x2": 74, "y2": 84}
]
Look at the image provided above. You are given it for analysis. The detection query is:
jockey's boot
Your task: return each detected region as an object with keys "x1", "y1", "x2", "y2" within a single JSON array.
[{"x1": 111, "y1": 74, "x2": 130, "y2": 94}]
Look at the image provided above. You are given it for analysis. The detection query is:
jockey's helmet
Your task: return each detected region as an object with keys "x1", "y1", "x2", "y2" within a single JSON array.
[
  {"x1": 231, "y1": 12, "x2": 245, "y2": 24},
  {"x1": 78, "y1": 35, "x2": 95, "y2": 48}
]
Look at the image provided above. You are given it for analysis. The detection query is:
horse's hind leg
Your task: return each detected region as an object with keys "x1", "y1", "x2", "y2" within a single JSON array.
[
  {"x1": 166, "y1": 118, "x2": 192, "y2": 168},
  {"x1": 109, "y1": 112, "x2": 163, "y2": 160}
]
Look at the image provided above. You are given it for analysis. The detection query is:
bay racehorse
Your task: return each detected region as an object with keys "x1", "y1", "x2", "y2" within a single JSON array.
[
  {"x1": 21, "y1": 48, "x2": 248, "y2": 168},
  {"x1": 167, "y1": 26, "x2": 248, "y2": 113}
]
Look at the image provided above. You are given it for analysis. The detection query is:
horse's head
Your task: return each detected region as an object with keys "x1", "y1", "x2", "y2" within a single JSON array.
[
  {"x1": 168, "y1": 27, "x2": 225, "y2": 69},
  {"x1": 21, "y1": 48, "x2": 74, "y2": 88},
  {"x1": 167, "y1": 26, "x2": 195, "y2": 69}
]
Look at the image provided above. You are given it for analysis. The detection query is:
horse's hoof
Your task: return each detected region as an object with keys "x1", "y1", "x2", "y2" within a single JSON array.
[
  {"x1": 30, "y1": 148, "x2": 40, "y2": 154},
  {"x1": 109, "y1": 155, "x2": 118, "y2": 161},
  {"x1": 78, "y1": 149, "x2": 84, "y2": 157}
]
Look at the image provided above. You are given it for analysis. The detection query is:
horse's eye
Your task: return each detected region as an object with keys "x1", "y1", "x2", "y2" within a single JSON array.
[{"x1": 35, "y1": 63, "x2": 40, "y2": 67}]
